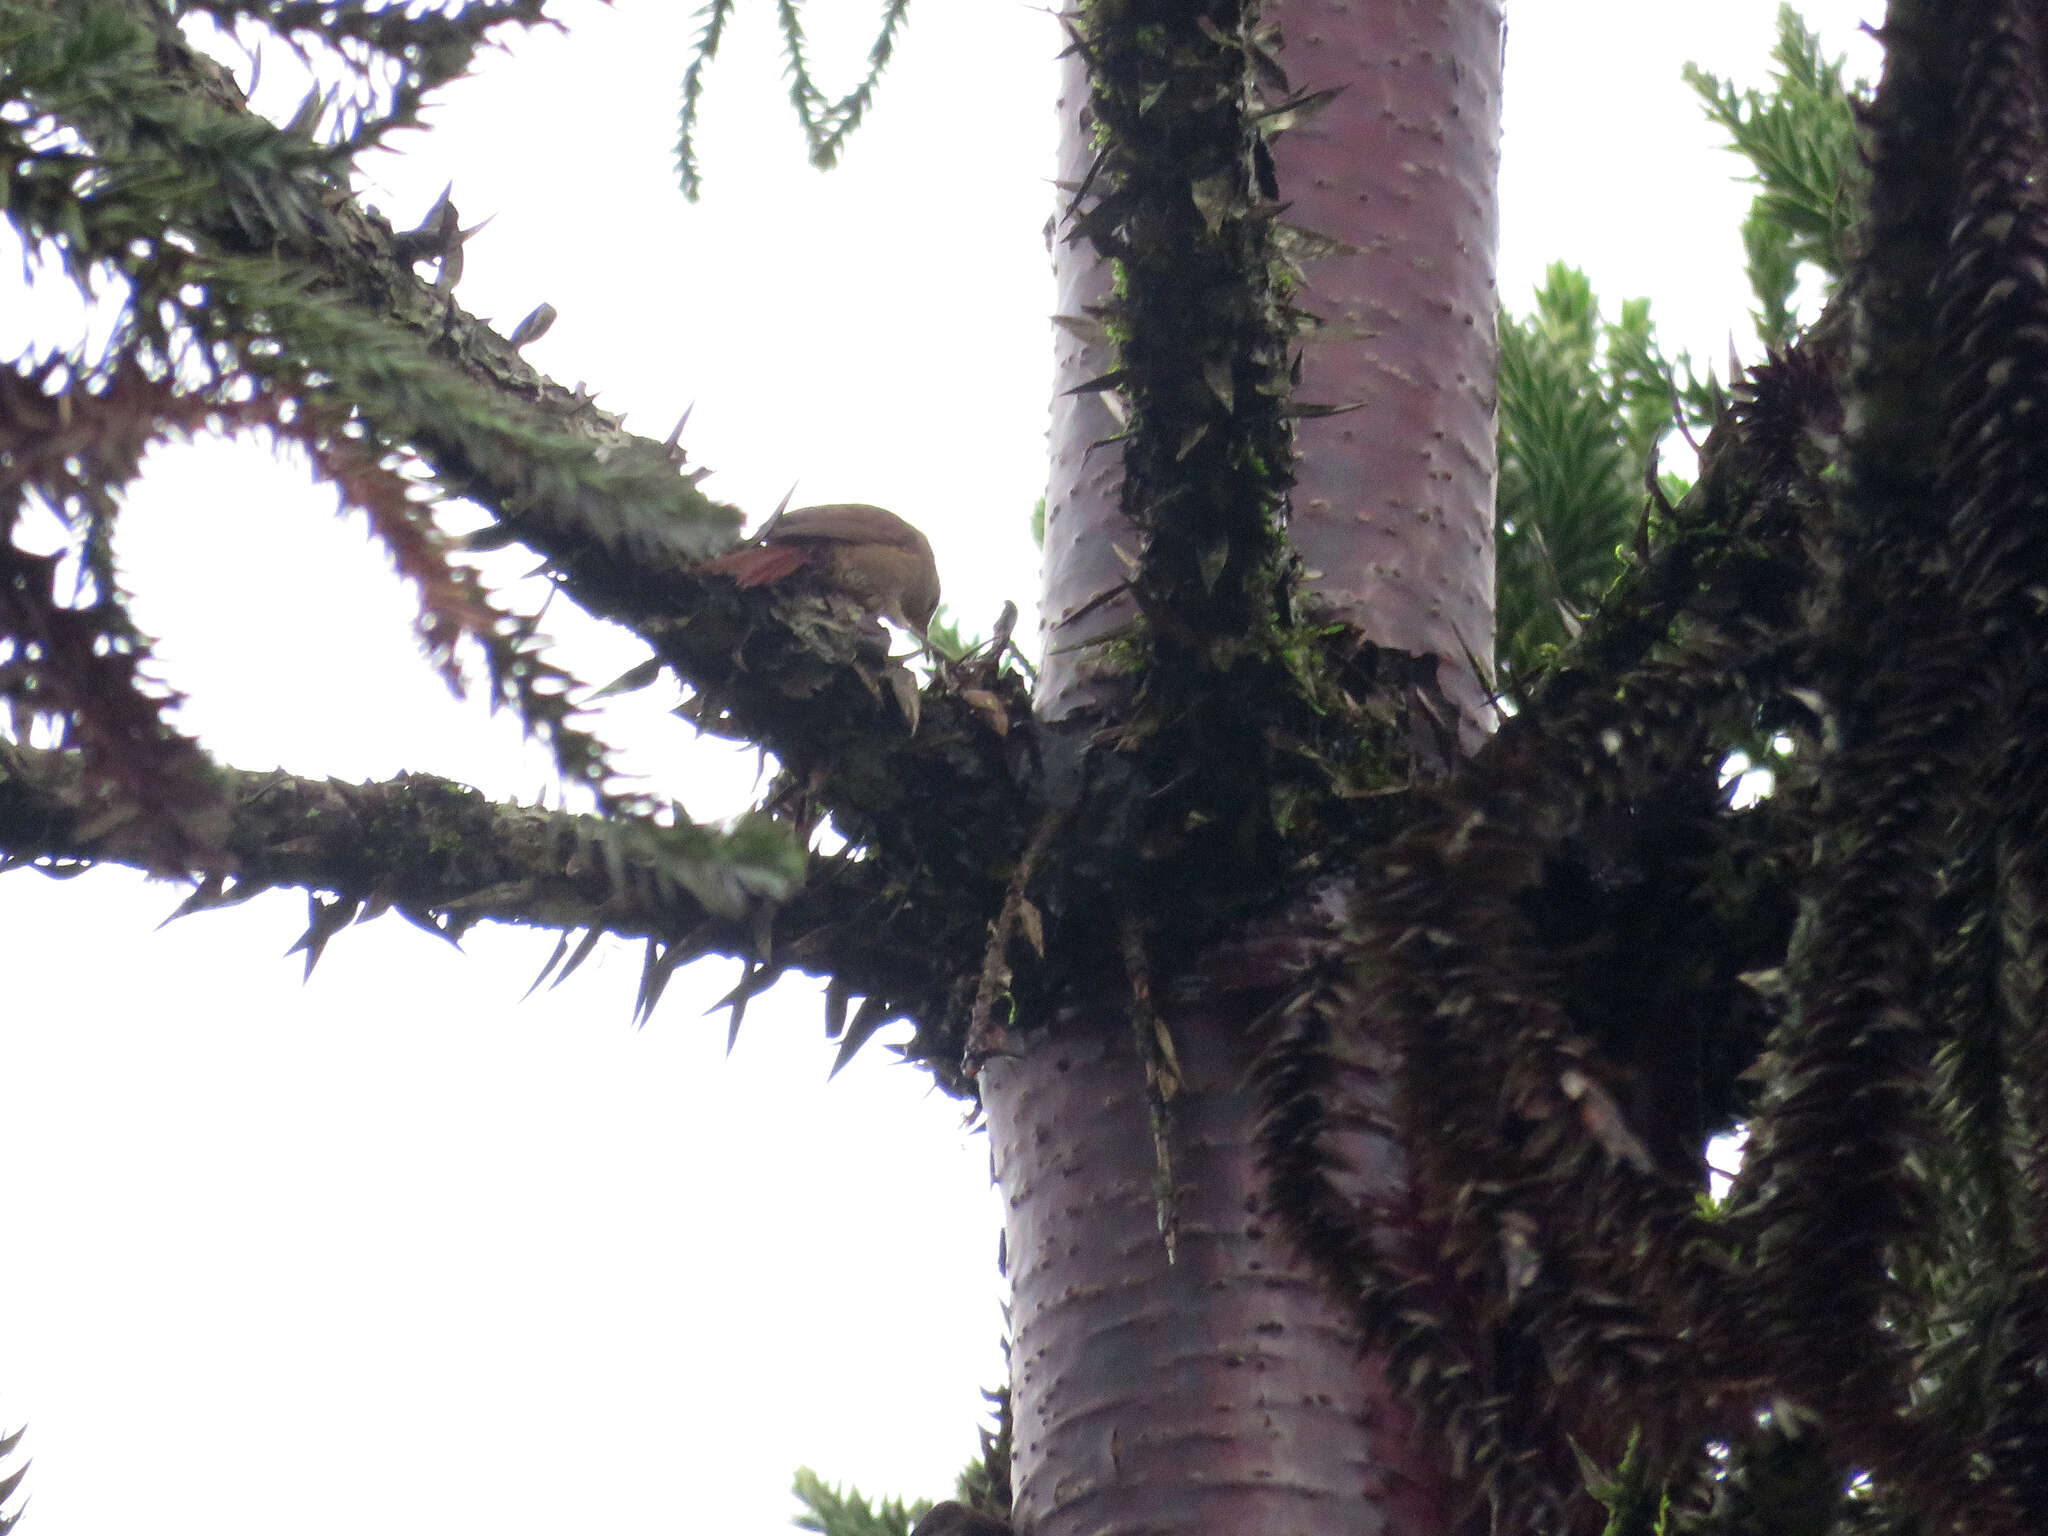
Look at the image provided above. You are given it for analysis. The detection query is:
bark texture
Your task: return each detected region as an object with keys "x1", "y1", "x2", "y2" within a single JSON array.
[
  {"x1": 1275, "y1": 0, "x2": 1503, "y2": 751},
  {"x1": 983, "y1": 1006, "x2": 1450, "y2": 1536},
  {"x1": 1008, "y1": 4, "x2": 1502, "y2": 1529},
  {"x1": 1039, "y1": 42, "x2": 1134, "y2": 721},
  {"x1": 1038, "y1": 0, "x2": 1504, "y2": 747}
]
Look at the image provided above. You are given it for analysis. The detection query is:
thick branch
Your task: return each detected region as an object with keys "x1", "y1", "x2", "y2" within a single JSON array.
[
  {"x1": 0, "y1": 740, "x2": 795, "y2": 934},
  {"x1": 44, "y1": 0, "x2": 1034, "y2": 890},
  {"x1": 0, "y1": 741, "x2": 982, "y2": 1078}
]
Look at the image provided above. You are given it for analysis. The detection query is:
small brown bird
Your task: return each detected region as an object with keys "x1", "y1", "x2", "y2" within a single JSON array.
[{"x1": 700, "y1": 503, "x2": 940, "y2": 635}]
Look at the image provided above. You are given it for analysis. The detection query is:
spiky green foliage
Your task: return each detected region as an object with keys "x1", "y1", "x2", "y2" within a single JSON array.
[
  {"x1": 789, "y1": 1383, "x2": 1009, "y2": 1536},
  {"x1": 1499, "y1": 7, "x2": 1866, "y2": 697},
  {"x1": 676, "y1": 0, "x2": 911, "y2": 199},
  {"x1": 0, "y1": 0, "x2": 1044, "y2": 1093},
  {"x1": 1, "y1": 0, "x2": 1056, "y2": 1122},
  {"x1": 675, "y1": 0, "x2": 735, "y2": 198},
  {"x1": 0, "y1": 0, "x2": 804, "y2": 892},
  {"x1": 1686, "y1": 5, "x2": 1867, "y2": 347},
  {"x1": 0, "y1": 2, "x2": 606, "y2": 826},
  {"x1": 791, "y1": 1467, "x2": 931, "y2": 1536},
  {"x1": 1590, "y1": 1434, "x2": 1669, "y2": 1536},
  {"x1": 1498, "y1": 11, "x2": 1866, "y2": 691},
  {"x1": 1496, "y1": 263, "x2": 1716, "y2": 686}
]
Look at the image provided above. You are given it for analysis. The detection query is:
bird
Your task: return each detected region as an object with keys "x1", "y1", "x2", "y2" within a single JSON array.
[{"x1": 699, "y1": 503, "x2": 940, "y2": 636}]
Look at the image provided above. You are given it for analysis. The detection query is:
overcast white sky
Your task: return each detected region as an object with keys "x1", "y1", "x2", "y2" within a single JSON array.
[{"x1": 0, "y1": 2, "x2": 1883, "y2": 1531}]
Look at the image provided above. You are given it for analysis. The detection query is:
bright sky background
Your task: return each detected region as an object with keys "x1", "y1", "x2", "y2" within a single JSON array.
[{"x1": 1, "y1": 2, "x2": 1883, "y2": 1531}]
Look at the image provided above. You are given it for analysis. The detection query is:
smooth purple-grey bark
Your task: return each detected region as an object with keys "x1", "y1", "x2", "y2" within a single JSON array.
[
  {"x1": 1038, "y1": 43, "x2": 1130, "y2": 722},
  {"x1": 983, "y1": 1007, "x2": 1450, "y2": 1536},
  {"x1": 1007, "y1": 3, "x2": 1503, "y2": 1531},
  {"x1": 1278, "y1": 0, "x2": 1503, "y2": 751}
]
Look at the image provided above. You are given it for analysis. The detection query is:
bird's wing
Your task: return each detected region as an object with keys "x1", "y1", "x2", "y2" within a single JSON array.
[{"x1": 698, "y1": 543, "x2": 810, "y2": 587}]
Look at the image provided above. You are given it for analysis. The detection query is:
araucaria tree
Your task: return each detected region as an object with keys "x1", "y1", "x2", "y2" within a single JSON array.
[{"x1": 7, "y1": 0, "x2": 2048, "y2": 1532}]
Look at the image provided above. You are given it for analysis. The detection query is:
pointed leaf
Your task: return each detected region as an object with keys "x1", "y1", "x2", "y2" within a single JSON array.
[
  {"x1": 552, "y1": 926, "x2": 606, "y2": 990},
  {"x1": 523, "y1": 930, "x2": 573, "y2": 1000},
  {"x1": 592, "y1": 656, "x2": 666, "y2": 701},
  {"x1": 287, "y1": 893, "x2": 362, "y2": 980},
  {"x1": 830, "y1": 995, "x2": 892, "y2": 1077}
]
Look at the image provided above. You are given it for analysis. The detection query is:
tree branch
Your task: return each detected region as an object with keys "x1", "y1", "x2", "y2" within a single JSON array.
[
  {"x1": 10, "y1": 0, "x2": 1048, "y2": 1037},
  {"x1": 0, "y1": 739, "x2": 994, "y2": 1083},
  {"x1": 0, "y1": 738, "x2": 796, "y2": 933},
  {"x1": 31, "y1": 0, "x2": 1035, "y2": 883}
]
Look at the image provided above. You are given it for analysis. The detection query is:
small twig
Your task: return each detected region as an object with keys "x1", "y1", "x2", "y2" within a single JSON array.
[
  {"x1": 1120, "y1": 916, "x2": 1183, "y2": 1263},
  {"x1": 964, "y1": 807, "x2": 1066, "y2": 1076},
  {"x1": 1668, "y1": 371, "x2": 1706, "y2": 459},
  {"x1": 1639, "y1": 438, "x2": 1675, "y2": 561},
  {"x1": 986, "y1": 600, "x2": 1038, "y2": 682}
]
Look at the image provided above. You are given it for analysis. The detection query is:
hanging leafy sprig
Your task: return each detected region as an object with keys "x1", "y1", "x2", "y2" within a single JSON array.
[
  {"x1": 676, "y1": 0, "x2": 911, "y2": 200},
  {"x1": 674, "y1": 0, "x2": 736, "y2": 201}
]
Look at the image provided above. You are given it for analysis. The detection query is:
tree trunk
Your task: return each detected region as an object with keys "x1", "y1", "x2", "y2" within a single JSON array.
[
  {"x1": 1038, "y1": 37, "x2": 1132, "y2": 722},
  {"x1": 1039, "y1": 0, "x2": 1503, "y2": 747},
  {"x1": 983, "y1": 1002, "x2": 1453, "y2": 1536},
  {"x1": 999, "y1": 1, "x2": 1504, "y2": 1531},
  {"x1": 1274, "y1": 0, "x2": 1503, "y2": 753}
]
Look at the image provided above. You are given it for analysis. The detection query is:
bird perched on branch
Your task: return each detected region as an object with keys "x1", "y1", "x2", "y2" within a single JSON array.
[{"x1": 700, "y1": 503, "x2": 940, "y2": 636}]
